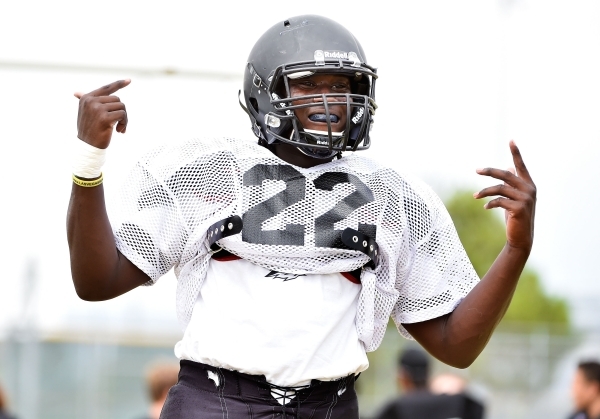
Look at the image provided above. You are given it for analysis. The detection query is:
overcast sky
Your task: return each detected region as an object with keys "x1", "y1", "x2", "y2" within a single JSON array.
[{"x1": 0, "y1": 0, "x2": 599, "y2": 335}]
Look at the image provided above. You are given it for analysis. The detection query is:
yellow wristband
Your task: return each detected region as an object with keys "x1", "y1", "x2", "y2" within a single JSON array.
[{"x1": 72, "y1": 173, "x2": 104, "y2": 188}]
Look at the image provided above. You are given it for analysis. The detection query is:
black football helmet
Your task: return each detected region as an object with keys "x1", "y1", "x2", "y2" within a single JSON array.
[{"x1": 241, "y1": 15, "x2": 378, "y2": 159}]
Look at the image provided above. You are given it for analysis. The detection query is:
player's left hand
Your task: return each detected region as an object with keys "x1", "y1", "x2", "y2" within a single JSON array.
[{"x1": 474, "y1": 140, "x2": 536, "y2": 252}]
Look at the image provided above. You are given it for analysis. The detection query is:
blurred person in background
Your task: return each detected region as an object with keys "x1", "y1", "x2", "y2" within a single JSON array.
[
  {"x1": 0, "y1": 383, "x2": 17, "y2": 419},
  {"x1": 396, "y1": 347, "x2": 430, "y2": 394},
  {"x1": 569, "y1": 360, "x2": 600, "y2": 419},
  {"x1": 374, "y1": 347, "x2": 484, "y2": 419},
  {"x1": 373, "y1": 347, "x2": 431, "y2": 419},
  {"x1": 430, "y1": 373, "x2": 485, "y2": 418},
  {"x1": 138, "y1": 362, "x2": 179, "y2": 419}
]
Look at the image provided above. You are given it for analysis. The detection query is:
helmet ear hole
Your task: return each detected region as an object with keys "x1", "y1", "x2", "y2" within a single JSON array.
[
  {"x1": 353, "y1": 79, "x2": 369, "y2": 96},
  {"x1": 249, "y1": 97, "x2": 259, "y2": 114}
]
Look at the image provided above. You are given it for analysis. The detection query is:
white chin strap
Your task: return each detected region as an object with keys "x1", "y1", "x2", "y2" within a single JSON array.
[{"x1": 303, "y1": 128, "x2": 344, "y2": 137}]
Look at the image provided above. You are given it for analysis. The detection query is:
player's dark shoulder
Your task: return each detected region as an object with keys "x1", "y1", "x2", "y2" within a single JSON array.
[
  {"x1": 135, "y1": 137, "x2": 272, "y2": 190},
  {"x1": 138, "y1": 136, "x2": 267, "y2": 166},
  {"x1": 127, "y1": 137, "x2": 261, "y2": 224},
  {"x1": 346, "y1": 154, "x2": 442, "y2": 243},
  {"x1": 341, "y1": 154, "x2": 430, "y2": 199}
]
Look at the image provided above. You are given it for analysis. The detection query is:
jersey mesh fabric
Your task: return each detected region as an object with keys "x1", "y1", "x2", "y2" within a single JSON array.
[{"x1": 112, "y1": 137, "x2": 479, "y2": 351}]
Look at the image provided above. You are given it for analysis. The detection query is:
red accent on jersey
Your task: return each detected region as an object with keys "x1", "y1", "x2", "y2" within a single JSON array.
[
  {"x1": 341, "y1": 271, "x2": 361, "y2": 284},
  {"x1": 213, "y1": 253, "x2": 242, "y2": 262}
]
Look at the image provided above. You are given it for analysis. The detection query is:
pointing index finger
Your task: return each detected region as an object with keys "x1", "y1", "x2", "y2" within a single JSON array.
[
  {"x1": 509, "y1": 140, "x2": 533, "y2": 184},
  {"x1": 88, "y1": 79, "x2": 131, "y2": 97}
]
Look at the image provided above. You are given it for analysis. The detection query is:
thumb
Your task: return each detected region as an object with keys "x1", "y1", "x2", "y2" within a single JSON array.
[{"x1": 74, "y1": 92, "x2": 83, "y2": 99}]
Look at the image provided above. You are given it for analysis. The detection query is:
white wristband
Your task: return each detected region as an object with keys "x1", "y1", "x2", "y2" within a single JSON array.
[{"x1": 72, "y1": 139, "x2": 107, "y2": 179}]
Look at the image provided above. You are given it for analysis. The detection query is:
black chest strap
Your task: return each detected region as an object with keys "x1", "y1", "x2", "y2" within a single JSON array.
[
  {"x1": 206, "y1": 219, "x2": 379, "y2": 279},
  {"x1": 207, "y1": 215, "x2": 243, "y2": 251}
]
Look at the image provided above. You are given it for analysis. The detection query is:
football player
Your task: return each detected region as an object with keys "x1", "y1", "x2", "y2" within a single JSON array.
[{"x1": 67, "y1": 15, "x2": 536, "y2": 419}]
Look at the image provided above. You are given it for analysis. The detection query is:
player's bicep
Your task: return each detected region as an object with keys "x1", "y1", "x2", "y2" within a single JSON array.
[
  {"x1": 113, "y1": 249, "x2": 153, "y2": 294},
  {"x1": 75, "y1": 249, "x2": 150, "y2": 301},
  {"x1": 401, "y1": 314, "x2": 449, "y2": 351}
]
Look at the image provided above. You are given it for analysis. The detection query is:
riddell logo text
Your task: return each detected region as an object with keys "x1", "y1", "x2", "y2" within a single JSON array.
[
  {"x1": 324, "y1": 51, "x2": 349, "y2": 59},
  {"x1": 352, "y1": 107, "x2": 364, "y2": 124}
]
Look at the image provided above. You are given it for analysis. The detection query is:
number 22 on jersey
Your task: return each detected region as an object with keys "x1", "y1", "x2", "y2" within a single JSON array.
[{"x1": 242, "y1": 164, "x2": 377, "y2": 248}]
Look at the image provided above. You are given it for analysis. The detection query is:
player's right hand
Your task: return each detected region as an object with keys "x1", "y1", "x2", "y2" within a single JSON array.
[{"x1": 74, "y1": 79, "x2": 131, "y2": 149}]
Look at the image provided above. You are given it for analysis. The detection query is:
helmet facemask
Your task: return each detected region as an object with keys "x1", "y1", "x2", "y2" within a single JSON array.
[{"x1": 263, "y1": 59, "x2": 377, "y2": 159}]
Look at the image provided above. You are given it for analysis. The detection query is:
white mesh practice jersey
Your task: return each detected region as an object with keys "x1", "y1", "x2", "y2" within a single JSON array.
[{"x1": 112, "y1": 137, "x2": 480, "y2": 351}]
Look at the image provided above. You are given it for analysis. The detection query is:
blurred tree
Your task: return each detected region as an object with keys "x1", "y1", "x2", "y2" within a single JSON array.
[{"x1": 445, "y1": 190, "x2": 570, "y2": 332}]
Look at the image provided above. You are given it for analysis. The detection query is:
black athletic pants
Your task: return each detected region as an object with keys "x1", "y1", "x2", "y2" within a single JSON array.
[{"x1": 160, "y1": 360, "x2": 359, "y2": 419}]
